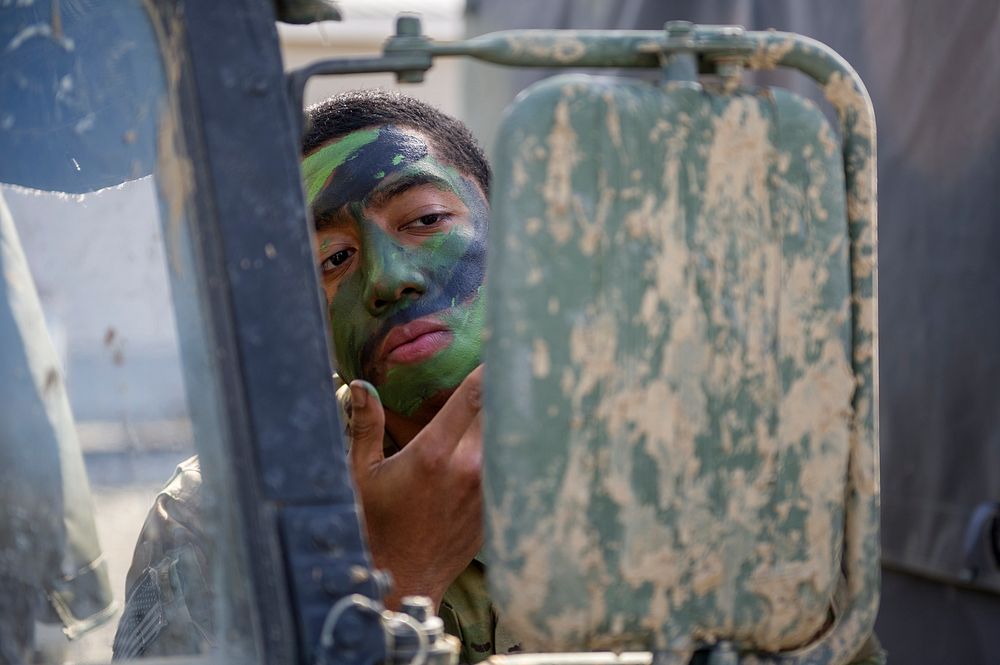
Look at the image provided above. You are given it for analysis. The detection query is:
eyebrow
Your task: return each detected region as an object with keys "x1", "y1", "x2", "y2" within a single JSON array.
[
  {"x1": 311, "y1": 172, "x2": 453, "y2": 231},
  {"x1": 312, "y1": 208, "x2": 351, "y2": 232},
  {"x1": 367, "y1": 172, "x2": 452, "y2": 209}
]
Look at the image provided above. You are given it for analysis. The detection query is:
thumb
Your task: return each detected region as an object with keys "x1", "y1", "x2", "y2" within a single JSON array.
[{"x1": 347, "y1": 380, "x2": 386, "y2": 472}]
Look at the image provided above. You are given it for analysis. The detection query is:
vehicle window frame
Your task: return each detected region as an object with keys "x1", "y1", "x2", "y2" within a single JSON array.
[{"x1": 145, "y1": 1, "x2": 378, "y2": 663}]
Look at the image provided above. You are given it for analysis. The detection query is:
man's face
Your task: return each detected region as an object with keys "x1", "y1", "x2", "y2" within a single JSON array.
[{"x1": 303, "y1": 125, "x2": 487, "y2": 417}]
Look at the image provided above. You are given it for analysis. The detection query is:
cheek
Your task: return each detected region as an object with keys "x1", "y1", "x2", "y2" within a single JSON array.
[
  {"x1": 430, "y1": 226, "x2": 483, "y2": 272},
  {"x1": 327, "y1": 275, "x2": 367, "y2": 339},
  {"x1": 321, "y1": 280, "x2": 336, "y2": 305}
]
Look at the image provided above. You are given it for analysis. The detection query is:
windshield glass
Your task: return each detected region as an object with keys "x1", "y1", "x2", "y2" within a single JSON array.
[{"x1": 1, "y1": 2, "x2": 258, "y2": 662}]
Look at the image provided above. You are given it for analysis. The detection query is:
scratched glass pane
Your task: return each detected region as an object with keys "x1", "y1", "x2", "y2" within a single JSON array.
[{"x1": 0, "y1": 2, "x2": 257, "y2": 663}]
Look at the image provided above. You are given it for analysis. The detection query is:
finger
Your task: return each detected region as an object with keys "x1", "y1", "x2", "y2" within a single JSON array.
[
  {"x1": 453, "y1": 411, "x2": 484, "y2": 495},
  {"x1": 455, "y1": 410, "x2": 483, "y2": 461},
  {"x1": 348, "y1": 380, "x2": 386, "y2": 472},
  {"x1": 420, "y1": 365, "x2": 484, "y2": 454}
]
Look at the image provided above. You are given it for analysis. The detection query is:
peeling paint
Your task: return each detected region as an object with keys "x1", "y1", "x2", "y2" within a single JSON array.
[
  {"x1": 746, "y1": 37, "x2": 795, "y2": 71},
  {"x1": 504, "y1": 34, "x2": 587, "y2": 64},
  {"x1": 532, "y1": 338, "x2": 550, "y2": 378},
  {"x1": 603, "y1": 92, "x2": 623, "y2": 149},
  {"x1": 542, "y1": 99, "x2": 579, "y2": 245}
]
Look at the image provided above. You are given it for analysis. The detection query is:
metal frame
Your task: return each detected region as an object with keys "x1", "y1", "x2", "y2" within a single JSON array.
[{"x1": 145, "y1": 1, "x2": 383, "y2": 664}]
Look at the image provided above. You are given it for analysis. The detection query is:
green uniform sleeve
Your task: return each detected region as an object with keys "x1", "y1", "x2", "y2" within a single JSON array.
[{"x1": 113, "y1": 456, "x2": 213, "y2": 659}]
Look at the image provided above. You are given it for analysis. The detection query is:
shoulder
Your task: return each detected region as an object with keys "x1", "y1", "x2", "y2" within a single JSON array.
[
  {"x1": 142, "y1": 455, "x2": 206, "y2": 547},
  {"x1": 160, "y1": 455, "x2": 203, "y2": 506},
  {"x1": 121, "y1": 454, "x2": 206, "y2": 590},
  {"x1": 113, "y1": 455, "x2": 212, "y2": 658}
]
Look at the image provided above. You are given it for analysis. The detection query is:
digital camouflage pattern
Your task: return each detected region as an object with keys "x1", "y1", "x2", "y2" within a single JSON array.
[
  {"x1": 113, "y1": 457, "x2": 212, "y2": 659},
  {"x1": 484, "y1": 69, "x2": 878, "y2": 664}
]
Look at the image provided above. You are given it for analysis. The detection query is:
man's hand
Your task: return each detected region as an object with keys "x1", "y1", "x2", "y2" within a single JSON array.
[{"x1": 347, "y1": 366, "x2": 484, "y2": 610}]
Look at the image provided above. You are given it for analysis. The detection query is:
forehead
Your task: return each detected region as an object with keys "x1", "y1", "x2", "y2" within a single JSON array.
[{"x1": 302, "y1": 125, "x2": 441, "y2": 213}]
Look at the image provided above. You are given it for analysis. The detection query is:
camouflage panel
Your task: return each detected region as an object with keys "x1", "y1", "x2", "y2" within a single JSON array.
[{"x1": 484, "y1": 74, "x2": 858, "y2": 657}]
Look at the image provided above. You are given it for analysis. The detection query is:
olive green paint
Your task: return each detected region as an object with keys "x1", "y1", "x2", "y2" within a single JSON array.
[
  {"x1": 378, "y1": 287, "x2": 485, "y2": 415},
  {"x1": 301, "y1": 127, "x2": 380, "y2": 204}
]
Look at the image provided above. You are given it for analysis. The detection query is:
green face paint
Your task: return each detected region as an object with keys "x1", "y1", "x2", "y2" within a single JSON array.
[
  {"x1": 307, "y1": 125, "x2": 488, "y2": 417},
  {"x1": 302, "y1": 128, "x2": 379, "y2": 204}
]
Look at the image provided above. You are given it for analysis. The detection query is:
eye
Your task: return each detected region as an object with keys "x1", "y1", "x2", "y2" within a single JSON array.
[
  {"x1": 416, "y1": 213, "x2": 444, "y2": 226},
  {"x1": 402, "y1": 212, "x2": 448, "y2": 231},
  {"x1": 321, "y1": 248, "x2": 355, "y2": 273}
]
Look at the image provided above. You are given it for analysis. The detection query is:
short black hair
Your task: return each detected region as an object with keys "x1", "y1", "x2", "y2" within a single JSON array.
[{"x1": 303, "y1": 89, "x2": 491, "y2": 198}]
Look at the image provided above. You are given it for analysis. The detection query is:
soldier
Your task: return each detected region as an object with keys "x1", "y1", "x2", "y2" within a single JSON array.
[
  {"x1": 116, "y1": 90, "x2": 883, "y2": 664},
  {"x1": 115, "y1": 89, "x2": 507, "y2": 661}
]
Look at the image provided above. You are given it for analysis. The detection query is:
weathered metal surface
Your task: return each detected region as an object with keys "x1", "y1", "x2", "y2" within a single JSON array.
[
  {"x1": 0, "y1": 0, "x2": 164, "y2": 193},
  {"x1": 140, "y1": 1, "x2": 383, "y2": 661},
  {"x1": 483, "y1": 34, "x2": 877, "y2": 664}
]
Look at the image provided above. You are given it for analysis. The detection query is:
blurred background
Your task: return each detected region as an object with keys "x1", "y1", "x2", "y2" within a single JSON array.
[{"x1": 0, "y1": 0, "x2": 997, "y2": 662}]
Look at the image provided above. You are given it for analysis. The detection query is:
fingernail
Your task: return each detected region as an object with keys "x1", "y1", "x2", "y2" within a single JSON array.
[{"x1": 350, "y1": 382, "x2": 368, "y2": 409}]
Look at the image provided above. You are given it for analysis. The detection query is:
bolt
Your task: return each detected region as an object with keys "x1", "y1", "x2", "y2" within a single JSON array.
[
  {"x1": 349, "y1": 565, "x2": 370, "y2": 584},
  {"x1": 665, "y1": 20, "x2": 694, "y2": 39},
  {"x1": 400, "y1": 595, "x2": 433, "y2": 623},
  {"x1": 396, "y1": 13, "x2": 422, "y2": 37},
  {"x1": 372, "y1": 569, "x2": 394, "y2": 598}
]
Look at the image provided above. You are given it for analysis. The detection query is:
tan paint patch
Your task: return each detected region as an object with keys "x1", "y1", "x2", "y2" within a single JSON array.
[
  {"x1": 817, "y1": 120, "x2": 839, "y2": 158},
  {"x1": 504, "y1": 33, "x2": 587, "y2": 63},
  {"x1": 703, "y1": 99, "x2": 772, "y2": 221},
  {"x1": 746, "y1": 559, "x2": 828, "y2": 650},
  {"x1": 532, "y1": 338, "x2": 551, "y2": 378},
  {"x1": 824, "y1": 72, "x2": 874, "y2": 142},
  {"x1": 543, "y1": 98, "x2": 580, "y2": 246},
  {"x1": 511, "y1": 135, "x2": 541, "y2": 200},
  {"x1": 747, "y1": 37, "x2": 795, "y2": 70},
  {"x1": 604, "y1": 91, "x2": 623, "y2": 149}
]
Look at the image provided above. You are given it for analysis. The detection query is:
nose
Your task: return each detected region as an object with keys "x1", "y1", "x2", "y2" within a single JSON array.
[{"x1": 362, "y1": 236, "x2": 427, "y2": 315}]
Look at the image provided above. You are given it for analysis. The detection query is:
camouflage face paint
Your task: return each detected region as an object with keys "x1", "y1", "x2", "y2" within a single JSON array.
[{"x1": 306, "y1": 125, "x2": 487, "y2": 417}]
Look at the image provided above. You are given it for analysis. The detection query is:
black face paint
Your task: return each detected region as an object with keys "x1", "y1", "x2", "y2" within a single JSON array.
[{"x1": 310, "y1": 126, "x2": 428, "y2": 215}]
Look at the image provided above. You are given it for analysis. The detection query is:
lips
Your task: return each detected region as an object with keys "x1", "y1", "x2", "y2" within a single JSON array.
[{"x1": 378, "y1": 318, "x2": 453, "y2": 365}]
